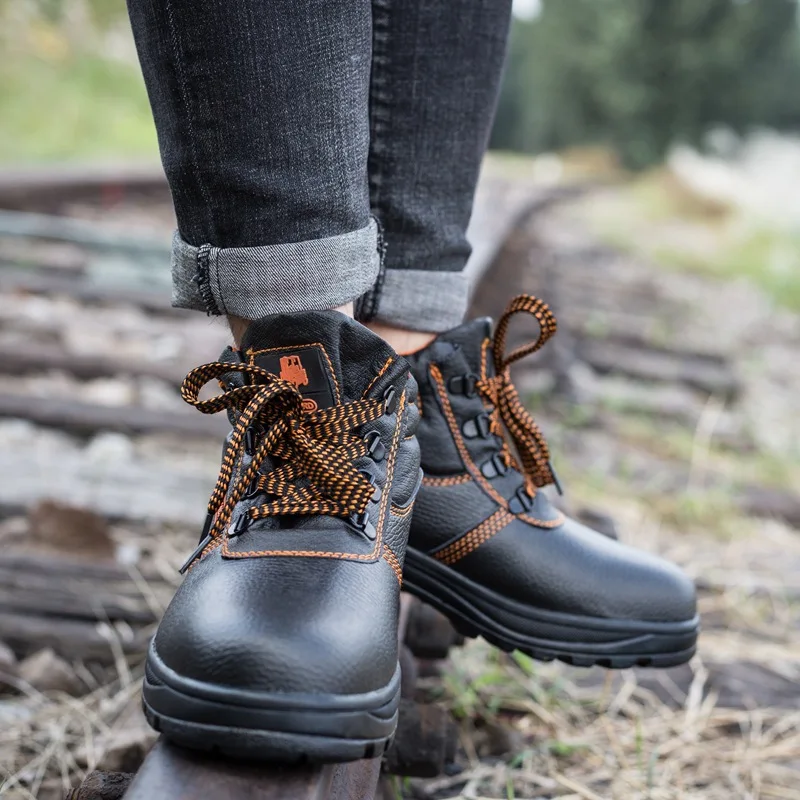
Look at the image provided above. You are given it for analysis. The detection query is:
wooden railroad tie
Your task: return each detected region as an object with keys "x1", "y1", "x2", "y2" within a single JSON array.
[{"x1": 66, "y1": 597, "x2": 460, "y2": 800}]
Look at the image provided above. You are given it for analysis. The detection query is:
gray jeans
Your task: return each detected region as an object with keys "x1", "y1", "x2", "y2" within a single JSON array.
[{"x1": 126, "y1": 0, "x2": 512, "y2": 332}]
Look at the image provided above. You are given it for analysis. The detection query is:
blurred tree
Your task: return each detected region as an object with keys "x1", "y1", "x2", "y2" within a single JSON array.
[
  {"x1": 492, "y1": 0, "x2": 800, "y2": 168},
  {"x1": 0, "y1": 0, "x2": 126, "y2": 31}
]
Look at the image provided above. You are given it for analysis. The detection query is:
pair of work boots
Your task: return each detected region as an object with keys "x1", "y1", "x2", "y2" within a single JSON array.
[{"x1": 143, "y1": 294, "x2": 698, "y2": 763}]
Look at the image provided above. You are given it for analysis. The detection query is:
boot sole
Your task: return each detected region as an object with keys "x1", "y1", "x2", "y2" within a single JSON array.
[
  {"x1": 142, "y1": 644, "x2": 401, "y2": 763},
  {"x1": 403, "y1": 548, "x2": 699, "y2": 669}
]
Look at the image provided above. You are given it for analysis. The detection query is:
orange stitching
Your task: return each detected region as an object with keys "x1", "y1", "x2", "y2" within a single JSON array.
[
  {"x1": 222, "y1": 390, "x2": 407, "y2": 561},
  {"x1": 434, "y1": 510, "x2": 513, "y2": 565},
  {"x1": 422, "y1": 474, "x2": 471, "y2": 487},
  {"x1": 390, "y1": 502, "x2": 414, "y2": 518},
  {"x1": 363, "y1": 356, "x2": 395, "y2": 398},
  {"x1": 430, "y1": 364, "x2": 507, "y2": 507},
  {"x1": 245, "y1": 343, "x2": 341, "y2": 403},
  {"x1": 429, "y1": 364, "x2": 565, "y2": 528},
  {"x1": 519, "y1": 512, "x2": 564, "y2": 529},
  {"x1": 382, "y1": 544, "x2": 403, "y2": 584},
  {"x1": 480, "y1": 338, "x2": 491, "y2": 382}
]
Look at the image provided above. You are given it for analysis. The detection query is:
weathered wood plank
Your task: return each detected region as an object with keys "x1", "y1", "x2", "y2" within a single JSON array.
[
  {"x1": 67, "y1": 770, "x2": 134, "y2": 800},
  {"x1": 0, "y1": 392, "x2": 227, "y2": 439},
  {"x1": 0, "y1": 270, "x2": 180, "y2": 315},
  {"x1": 123, "y1": 739, "x2": 377, "y2": 800},
  {"x1": 0, "y1": 164, "x2": 170, "y2": 212},
  {"x1": 0, "y1": 609, "x2": 149, "y2": 662},
  {"x1": 576, "y1": 337, "x2": 740, "y2": 400},
  {"x1": 0, "y1": 342, "x2": 185, "y2": 388},
  {"x1": 741, "y1": 485, "x2": 800, "y2": 529}
]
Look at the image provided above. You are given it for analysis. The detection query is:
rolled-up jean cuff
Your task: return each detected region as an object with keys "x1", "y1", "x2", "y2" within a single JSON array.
[
  {"x1": 373, "y1": 269, "x2": 470, "y2": 332},
  {"x1": 170, "y1": 220, "x2": 380, "y2": 318}
]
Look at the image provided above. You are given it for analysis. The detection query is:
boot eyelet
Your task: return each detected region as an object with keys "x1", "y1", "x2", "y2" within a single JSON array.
[
  {"x1": 349, "y1": 511, "x2": 376, "y2": 540},
  {"x1": 243, "y1": 479, "x2": 262, "y2": 500},
  {"x1": 351, "y1": 511, "x2": 369, "y2": 528},
  {"x1": 359, "y1": 470, "x2": 382, "y2": 502},
  {"x1": 509, "y1": 486, "x2": 534, "y2": 515},
  {"x1": 349, "y1": 510, "x2": 370, "y2": 530},
  {"x1": 462, "y1": 412, "x2": 491, "y2": 439},
  {"x1": 448, "y1": 373, "x2": 479, "y2": 398},
  {"x1": 383, "y1": 385, "x2": 398, "y2": 415},
  {"x1": 229, "y1": 513, "x2": 250, "y2": 538},
  {"x1": 364, "y1": 430, "x2": 386, "y2": 462},
  {"x1": 480, "y1": 453, "x2": 509, "y2": 479},
  {"x1": 350, "y1": 511, "x2": 376, "y2": 540},
  {"x1": 244, "y1": 424, "x2": 263, "y2": 456}
]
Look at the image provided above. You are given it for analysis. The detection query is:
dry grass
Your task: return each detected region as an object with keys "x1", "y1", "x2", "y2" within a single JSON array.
[
  {"x1": 424, "y1": 639, "x2": 800, "y2": 800},
  {"x1": 2, "y1": 478, "x2": 793, "y2": 799},
  {"x1": 0, "y1": 666, "x2": 145, "y2": 799},
  {"x1": 409, "y1": 499, "x2": 800, "y2": 799}
]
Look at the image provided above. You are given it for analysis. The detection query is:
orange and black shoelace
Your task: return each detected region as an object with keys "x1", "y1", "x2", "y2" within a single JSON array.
[
  {"x1": 476, "y1": 294, "x2": 562, "y2": 495},
  {"x1": 178, "y1": 361, "x2": 386, "y2": 572}
]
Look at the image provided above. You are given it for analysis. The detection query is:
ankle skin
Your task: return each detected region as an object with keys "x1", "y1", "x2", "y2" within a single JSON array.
[{"x1": 365, "y1": 322, "x2": 436, "y2": 356}]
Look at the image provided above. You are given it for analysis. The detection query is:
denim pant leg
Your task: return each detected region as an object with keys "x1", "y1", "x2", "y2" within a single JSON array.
[
  {"x1": 126, "y1": 0, "x2": 378, "y2": 319},
  {"x1": 360, "y1": 0, "x2": 513, "y2": 333}
]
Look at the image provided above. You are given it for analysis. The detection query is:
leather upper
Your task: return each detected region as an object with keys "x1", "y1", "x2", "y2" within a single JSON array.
[
  {"x1": 153, "y1": 311, "x2": 421, "y2": 695},
  {"x1": 406, "y1": 317, "x2": 697, "y2": 624}
]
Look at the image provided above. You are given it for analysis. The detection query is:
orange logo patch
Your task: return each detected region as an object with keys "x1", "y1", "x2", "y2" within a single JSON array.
[
  {"x1": 279, "y1": 355, "x2": 309, "y2": 388},
  {"x1": 301, "y1": 397, "x2": 318, "y2": 412}
]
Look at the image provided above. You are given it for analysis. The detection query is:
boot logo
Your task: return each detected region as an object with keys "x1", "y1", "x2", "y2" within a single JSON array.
[{"x1": 279, "y1": 355, "x2": 309, "y2": 388}]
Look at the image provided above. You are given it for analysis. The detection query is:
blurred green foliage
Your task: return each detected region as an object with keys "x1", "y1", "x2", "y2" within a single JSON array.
[
  {"x1": 492, "y1": 0, "x2": 800, "y2": 168},
  {"x1": 0, "y1": 0, "x2": 157, "y2": 163},
  {"x1": 3, "y1": 0, "x2": 800, "y2": 170},
  {"x1": 0, "y1": 0, "x2": 124, "y2": 29},
  {"x1": 0, "y1": 53, "x2": 157, "y2": 163}
]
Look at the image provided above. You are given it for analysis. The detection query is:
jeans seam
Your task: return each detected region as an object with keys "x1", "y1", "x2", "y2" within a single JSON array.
[
  {"x1": 164, "y1": 0, "x2": 217, "y2": 243},
  {"x1": 359, "y1": 0, "x2": 393, "y2": 323},
  {"x1": 194, "y1": 243, "x2": 220, "y2": 315},
  {"x1": 211, "y1": 246, "x2": 228, "y2": 315},
  {"x1": 355, "y1": 214, "x2": 386, "y2": 322}
]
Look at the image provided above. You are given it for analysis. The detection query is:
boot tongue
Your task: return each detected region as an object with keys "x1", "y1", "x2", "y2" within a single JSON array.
[
  {"x1": 238, "y1": 310, "x2": 398, "y2": 408},
  {"x1": 436, "y1": 317, "x2": 494, "y2": 374}
]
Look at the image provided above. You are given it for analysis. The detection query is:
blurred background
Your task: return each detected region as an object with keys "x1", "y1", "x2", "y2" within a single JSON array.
[{"x1": 0, "y1": 1, "x2": 798, "y2": 799}]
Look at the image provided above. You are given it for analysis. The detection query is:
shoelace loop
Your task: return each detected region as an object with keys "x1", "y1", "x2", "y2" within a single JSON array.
[
  {"x1": 179, "y1": 361, "x2": 386, "y2": 570},
  {"x1": 475, "y1": 294, "x2": 560, "y2": 493}
]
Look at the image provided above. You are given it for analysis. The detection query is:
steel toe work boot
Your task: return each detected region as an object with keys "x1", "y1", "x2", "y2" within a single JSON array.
[
  {"x1": 404, "y1": 295, "x2": 698, "y2": 669},
  {"x1": 143, "y1": 311, "x2": 421, "y2": 762}
]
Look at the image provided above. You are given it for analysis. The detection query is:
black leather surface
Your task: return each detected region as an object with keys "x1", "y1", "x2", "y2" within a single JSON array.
[
  {"x1": 152, "y1": 311, "x2": 420, "y2": 697},
  {"x1": 410, "y1": 480, "x2": 497, "y2": 549},
  {"x1": 154, "y1": 549, "x2": 401, "y2": 694},
  {"x1": 407, "y1": 316, "x2": 698, "y2": 625},
  {"x1": 454, "y1": 516, "x2": 696, "y2": 622}
]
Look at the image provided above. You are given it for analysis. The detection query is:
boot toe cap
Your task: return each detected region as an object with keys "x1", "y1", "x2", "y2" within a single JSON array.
[{"x1": 152, "y1": 549, "x2": 399, "y2": 696}]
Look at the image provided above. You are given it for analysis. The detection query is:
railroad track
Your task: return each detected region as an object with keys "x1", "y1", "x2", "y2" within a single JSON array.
[
  {"x1": 0, "y1": 166, "x2": 487, "y2": 800},
  {"x1": 3, "y1": 165, "x2": 800, "y2": 799}
]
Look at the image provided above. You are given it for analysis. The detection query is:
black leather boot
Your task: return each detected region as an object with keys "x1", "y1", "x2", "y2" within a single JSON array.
[
  {"x1": 143, "y1": 311, "x2": 421, "y2": 762},
  {"x1": 404, "y1": 295, "x2": 698, "y2": 669}
]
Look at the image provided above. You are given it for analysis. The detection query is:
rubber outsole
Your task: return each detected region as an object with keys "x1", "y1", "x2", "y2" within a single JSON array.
[
  {"x1": 143, "y1": 646, "x2": 401, "y2": 763},
  {"x1": 403, "y1": 547, "x2": 699, "y2": 669}
]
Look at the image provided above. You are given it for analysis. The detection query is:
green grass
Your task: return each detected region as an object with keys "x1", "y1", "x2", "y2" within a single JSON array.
[
  {"x1": 585, "y1": 168, "x2": 800, "y2": 313},
  {"x1": 0, "y1": 50, "x2": 158, "y2": 164},
  {"x1": 649, "y1": 227, "x2": 800, "y2": 313}
]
